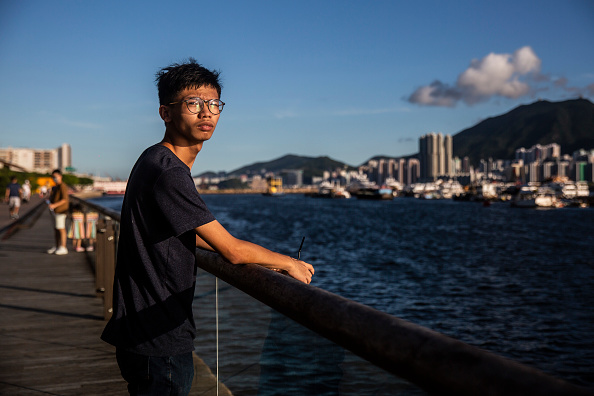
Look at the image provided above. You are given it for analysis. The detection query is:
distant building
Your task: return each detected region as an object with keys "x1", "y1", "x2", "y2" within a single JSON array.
[
  {"x1": 444, "y1": 135, "x2": 453, "y2": 176},
  {"x1": 0, "y1": 144, "x2": 72, "y2": 173},
  {"x1": 475, "y1": 142, "x2": 594, "y2": 184},
  {"x1": 419, "y1": 132, "x2": 453, "y2": 180},
  {"x1": 406, "y1": 158, "x2": 421, "y2": 184},
  {"x1": 515, "y1": 143, "x2": 560, "y2": 164},
  {"x1": 280, "y1": 169, "x2": 303, "y2": 187}
]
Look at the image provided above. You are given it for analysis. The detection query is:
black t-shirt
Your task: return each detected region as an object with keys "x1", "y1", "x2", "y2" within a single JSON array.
[{"x1": 101, "y1": 144, "x2": 216, "y2": 356}]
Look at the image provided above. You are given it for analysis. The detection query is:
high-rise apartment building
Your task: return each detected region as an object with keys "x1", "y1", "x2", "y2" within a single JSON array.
[
  {"x1": 419, "y1": 132, "x2": 453, "y2": 180},
  {"x1": 444, "y1": 135, "x2": 453, "y2": 176},
  {"x1": 0, "y1": 144, "x2": 72, "y2": 173},
  {"x1": 407, "y1": 158, "x2": 421, "y2": 185}
]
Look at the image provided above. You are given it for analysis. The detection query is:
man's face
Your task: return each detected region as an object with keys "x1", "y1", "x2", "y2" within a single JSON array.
[
  {"x1": 52, "y1": 173, "x2": 62, "y2": 184},
  {"x1": 161, "y1": 86, "x2": 221, "y2": 145}
]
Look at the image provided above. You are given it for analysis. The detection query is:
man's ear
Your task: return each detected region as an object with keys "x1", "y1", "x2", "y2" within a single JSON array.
[{"x1": 159, "y1": 105, "x2": 172, "y2": 123}]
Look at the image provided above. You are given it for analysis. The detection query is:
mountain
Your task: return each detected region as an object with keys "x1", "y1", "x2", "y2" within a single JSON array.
[
  {"x1": 196, "y1": 99, "x2": 594, "y2": 179},
  {"x1": 227, "y1": 154, "x2": 354, "y2": 180},
  {"x1": 453, "y1": 98, "x2": 594, "y2": 165}
]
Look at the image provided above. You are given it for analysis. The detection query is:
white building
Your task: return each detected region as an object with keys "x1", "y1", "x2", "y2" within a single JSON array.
[{"x1": 0, "y1": 144, "x2": 72, "y2": 173}]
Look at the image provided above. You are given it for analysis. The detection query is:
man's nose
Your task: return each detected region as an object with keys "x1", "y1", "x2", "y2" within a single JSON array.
[{"x1": 197, "y1": 103, "x2": 211, "y2": 117}]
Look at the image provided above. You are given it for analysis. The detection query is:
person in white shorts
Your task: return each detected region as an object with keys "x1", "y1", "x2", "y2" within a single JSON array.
[
  {"x1": 5, "y1": 176, "x2": 22, "y2": 220},
  {"x1": 47, "y1": 169, "x2": 70, "y2": 255}
]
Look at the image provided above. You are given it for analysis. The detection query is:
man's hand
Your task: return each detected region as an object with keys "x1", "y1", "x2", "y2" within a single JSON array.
[{"x1": 285, "y1": 257, "x2": 315, "y2": 284}]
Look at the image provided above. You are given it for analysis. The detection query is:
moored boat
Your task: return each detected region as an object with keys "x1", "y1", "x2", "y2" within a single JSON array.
[
  {"x1": 354, "y1": 187, "x2": 394, "y2": 200},
  {"x1": 534, "y1": 187, "x2": 559, "y2": 208}
]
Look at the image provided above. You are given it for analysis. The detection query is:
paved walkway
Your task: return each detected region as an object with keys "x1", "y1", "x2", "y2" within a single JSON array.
[
  {"x1": 0, "y1": 200, "x2": 230, "y2": 395},
  {"x1": 0, "y1": 195, "x2": 44, "y2": 236}
]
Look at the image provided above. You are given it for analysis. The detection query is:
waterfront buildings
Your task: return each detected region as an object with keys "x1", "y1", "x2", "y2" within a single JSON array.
[
  {"x1": 502, "y1": 144, "x2": 593, "y2": 184},
  {"x1": 0, "y1": 144, "x2": 72, "y2": 173},
  {"x1": 358, "y1": 158, "x2": 420, "y2": 186}
]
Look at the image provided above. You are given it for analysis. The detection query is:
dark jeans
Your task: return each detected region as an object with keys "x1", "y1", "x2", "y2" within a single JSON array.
[{"x1": 116, "y1": 349, "x2": 194, "y2": 396}]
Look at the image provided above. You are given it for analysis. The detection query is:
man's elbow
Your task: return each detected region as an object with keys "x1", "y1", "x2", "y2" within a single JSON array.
[
  {"x1": 223, "y1": 251, "x2": 244, "y2": 265},
  {"x1": 220, "y1": 243, "x2": 250, "y2": 265},
  {"x1": 210, "y1": 236, "x2": 249, "y2": 265}
]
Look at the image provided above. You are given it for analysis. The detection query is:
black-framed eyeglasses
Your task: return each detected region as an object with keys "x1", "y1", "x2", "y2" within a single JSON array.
[{"x1": 169, "y1": 97, "x2": 225, "y2": 115}]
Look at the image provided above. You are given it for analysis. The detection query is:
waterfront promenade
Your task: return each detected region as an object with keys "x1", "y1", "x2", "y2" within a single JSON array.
[{"x1": 0, "y1": 198, "x2": 229, "y2": 395}]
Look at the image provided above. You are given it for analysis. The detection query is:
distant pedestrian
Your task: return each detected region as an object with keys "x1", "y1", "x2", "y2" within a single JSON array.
[
  {"x1": 47, "y1": 169, "x2": 69, "y2": 255},
  {"x1": 22, "y1": 180, "x2": 31, "y2": 203},
  {"x1": 5, "y1": 176, "x2": 22, "y2": 220},
  {"x1": 68, "y1": 204, "x2": 86, "y2": 252},
  {"x1": 85, "y1": 210, "x2": 98, "y2": 252}
]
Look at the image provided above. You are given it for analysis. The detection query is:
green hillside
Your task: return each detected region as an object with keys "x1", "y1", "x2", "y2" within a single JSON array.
[
  {"x1": 227, "y1": 154, "x2": 353, "y2": 179},
  {"x1": 453, "y1": 98, "x2": 594, "y2": 165}
]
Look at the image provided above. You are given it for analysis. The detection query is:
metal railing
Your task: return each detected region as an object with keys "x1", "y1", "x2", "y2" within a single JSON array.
[
  {"x1": 195, "y1": 249, "x2": 593, "y2": 396},
  {"x1": 70, "y1": 195, "x2": 120, "y2": 320},
  {"x1": 75, "y1": 195, "x2": 593, "y2": 395}
]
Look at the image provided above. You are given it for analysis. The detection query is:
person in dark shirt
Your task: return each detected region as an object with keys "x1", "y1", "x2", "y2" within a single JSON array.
[
  {"x1": 101, "y1": 59, "x2": 314, "y2": 395},
  {"x1": 5, "y1": 176, "x2": 22, "y2": 220}
]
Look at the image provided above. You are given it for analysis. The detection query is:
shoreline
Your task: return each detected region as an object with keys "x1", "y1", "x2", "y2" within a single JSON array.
[
  {"x1": 198, "y1": 187, "x2": 316, "y2": 195},
  {"x1": 72, "y1": 188, "x2": 317, "y2": 198}
]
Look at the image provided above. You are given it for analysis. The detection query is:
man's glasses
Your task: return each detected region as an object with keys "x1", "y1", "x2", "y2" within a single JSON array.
[{"x1": 169, "y1": 97, "x2": 225, "y2": 115}]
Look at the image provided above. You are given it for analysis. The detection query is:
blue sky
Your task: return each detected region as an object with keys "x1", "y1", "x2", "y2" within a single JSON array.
[{"x1": 1, "y1": 0, "x2": 593, "y2": 179}]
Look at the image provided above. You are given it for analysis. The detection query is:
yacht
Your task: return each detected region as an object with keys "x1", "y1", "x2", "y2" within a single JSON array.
[{"x1": 534, "y1": 187, "x2": 559, "y2": 208}]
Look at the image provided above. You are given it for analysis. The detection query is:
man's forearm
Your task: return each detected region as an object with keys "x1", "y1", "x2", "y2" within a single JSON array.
[
  {"x1": 196, "y1": 235, "x2": 215, "y2": 251},
  {"x1": 196, "y1": 220, "x2": 314, "y2": 283}
]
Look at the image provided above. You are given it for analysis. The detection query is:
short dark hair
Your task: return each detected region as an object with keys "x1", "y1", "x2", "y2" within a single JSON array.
[
  {"x1": 52, "y1": 169, "x2": 62, "y2": 176},
  {"x1": 155, "y1": 58, "x2": 222, "y2": 105}
]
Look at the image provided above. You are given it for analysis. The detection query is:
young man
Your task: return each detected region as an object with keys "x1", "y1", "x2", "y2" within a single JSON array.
[
  {"x1": 5, "y1": 176, "x2": 22, "y2": 220},
  {"x1": 101, "y1": 59, "x2": 314, "y2": 395},
  {"x1": 47, "y1": 169, "x2": 69, "y2": 255}
]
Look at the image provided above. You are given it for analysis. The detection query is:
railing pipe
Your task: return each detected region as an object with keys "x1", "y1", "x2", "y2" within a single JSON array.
[{"x1": 195, "y1": 249, "x2": 592, "y2": 396}]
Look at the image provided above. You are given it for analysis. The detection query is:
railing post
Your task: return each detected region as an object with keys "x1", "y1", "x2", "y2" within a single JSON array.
[
  {"x1": 102, "y1": 218, "x2": 116, "y2": 321},
  {"x1": 95, "y1": 218, "x2": 107, "y2": 293}
]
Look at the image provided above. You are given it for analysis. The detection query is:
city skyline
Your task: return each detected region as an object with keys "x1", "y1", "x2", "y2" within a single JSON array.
[
  {"x1": 2, "y1": 132, "x2": 592, "y2": 182},
  {"x1": 1, "y1": 1, "x2": 593, "y2": 179}
]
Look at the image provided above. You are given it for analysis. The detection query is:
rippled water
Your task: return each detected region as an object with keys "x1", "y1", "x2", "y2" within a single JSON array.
[{"x1": 92, "y1": 194, "x2": 594, "y2": 392}]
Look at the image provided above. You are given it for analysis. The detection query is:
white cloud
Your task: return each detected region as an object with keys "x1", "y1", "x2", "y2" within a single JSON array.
[
  {"x1": 407, "y1": 81, "x2": 461, "y2": 107},
  {"x1": 512, "y1": 46, "x2": 541, "y2": 74},
  {"x1": 409, "y1": 46, "x2": 550, "y2": 106}
]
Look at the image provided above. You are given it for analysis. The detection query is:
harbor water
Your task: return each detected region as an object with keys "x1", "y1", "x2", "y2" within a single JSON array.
[{"x1": 92, "y1": 194, "x2": 594, "y2": 393}]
